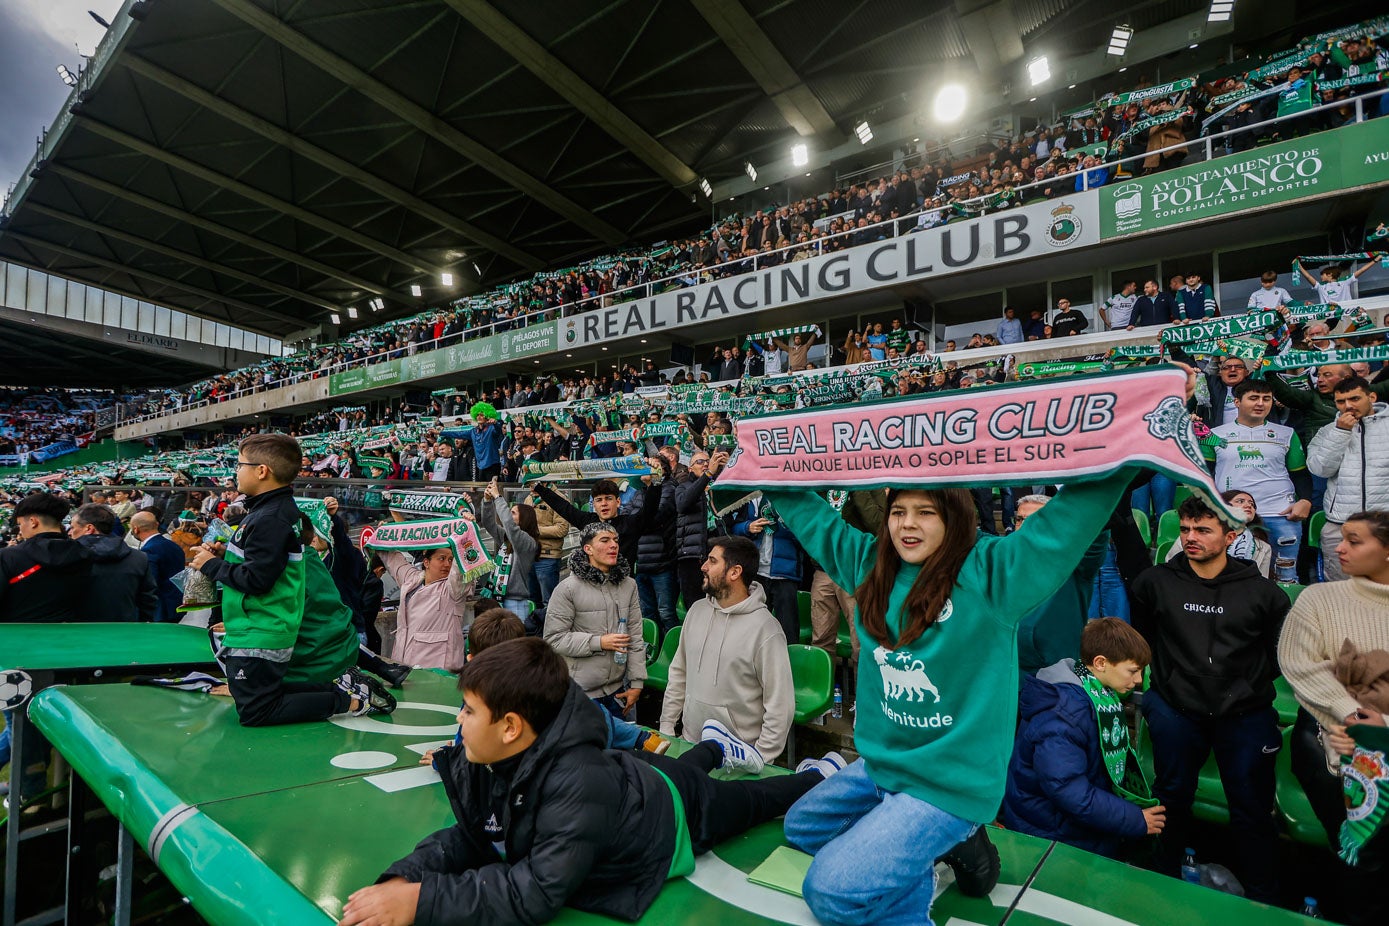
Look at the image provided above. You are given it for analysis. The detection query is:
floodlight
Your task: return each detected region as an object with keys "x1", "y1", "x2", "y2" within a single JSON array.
[
  {"x1": 1107, "y1": 26, "x2": 1133, "y2": 56},
  {"x1": 1028, "y1": 56, "x2": 1050, "y2": 86},
  {"x1": 855, "y1": 121, "x2": 873, "y2": 144},
  {"x1": 791, "y1": 144, "x2": 809, "y2": 167},
  {"x1": 933, "y1": 84, "x2": 967, "y2": 122}
]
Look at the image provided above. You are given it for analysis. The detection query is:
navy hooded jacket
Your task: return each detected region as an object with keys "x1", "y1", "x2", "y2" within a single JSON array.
[{"x1": 1001, "y1": 659, "x2": 1148, "y2": 858}]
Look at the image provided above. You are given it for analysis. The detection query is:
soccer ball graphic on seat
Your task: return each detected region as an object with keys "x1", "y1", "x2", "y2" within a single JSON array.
[{"x1": 0, "y1": 671, "x2": 34, "y2": 709}]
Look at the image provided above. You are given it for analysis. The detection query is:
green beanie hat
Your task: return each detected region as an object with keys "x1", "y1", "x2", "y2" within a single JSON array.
[{"x1": 470, "y1": 401, "x2": 498, "y2": 421}]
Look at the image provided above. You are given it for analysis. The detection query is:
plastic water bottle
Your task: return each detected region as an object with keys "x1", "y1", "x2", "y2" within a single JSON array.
[
  {"x1": 832, "y1": 686, "x2": 843, "y2": 719},
  {"x1": 614, "y1": 614, "x2": 628, "y2": 666},
  {"x1": 1180, "y1": 848, "x2": 1200, "y2": 885},
  {"x1": 1301, "y1": 898, "x2": 1322, "y2": 919}
]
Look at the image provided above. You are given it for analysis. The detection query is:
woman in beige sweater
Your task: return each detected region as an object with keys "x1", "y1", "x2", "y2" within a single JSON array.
[{"x1": 1278, "y1": 510, "x2": 1389, "y2": 925}]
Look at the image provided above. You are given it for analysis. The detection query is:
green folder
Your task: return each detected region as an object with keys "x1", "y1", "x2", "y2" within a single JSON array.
[{"x1": 746, "y1": 846, "x2": 813, "y2": 897}]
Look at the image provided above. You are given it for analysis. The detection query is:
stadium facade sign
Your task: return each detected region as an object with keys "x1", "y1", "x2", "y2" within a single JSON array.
[
  {"x1": 557, "y1": 196, "x2": 1099, "y2": 350},
  {"x1": 1100, "y1": 118, "x2": 1387, "y2": 238},
  {"x1": 329, "y1": 322, "x2": 558, "y2": 396}
]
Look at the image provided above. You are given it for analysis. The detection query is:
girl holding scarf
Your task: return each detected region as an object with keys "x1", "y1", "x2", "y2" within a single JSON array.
[
  {"x1": 758, "y1": 356, "x2": 1201, "y2": 926},
  {"x1": 475, "y1": 478, "x2": 540, "y2": 620},
  {"x1": 769, "y1": 467, "x2": 1138, "y2": 924}
]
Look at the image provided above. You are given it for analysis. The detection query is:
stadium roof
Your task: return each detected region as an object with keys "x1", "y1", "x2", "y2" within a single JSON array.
[{"x1": 0, "y1": 0, "x2": 1364, "y2": 351}]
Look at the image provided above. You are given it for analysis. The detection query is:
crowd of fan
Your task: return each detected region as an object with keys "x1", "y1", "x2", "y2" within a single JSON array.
[
  {"x1": 0, "y1": 388, "x2": 120, "y2": 460},
  {"x1": 129, "y1": 20, "x2": 1388, "y2": 423}
]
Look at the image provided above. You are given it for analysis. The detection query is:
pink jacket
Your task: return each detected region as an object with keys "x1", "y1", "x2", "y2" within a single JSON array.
[{"x1": 382, "y1": 551, "x2": 472, "y2": 671}]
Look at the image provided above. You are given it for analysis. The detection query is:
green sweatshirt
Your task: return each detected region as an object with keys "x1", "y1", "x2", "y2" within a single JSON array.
[{"x1": 765, "y1": 469, "x2": 1131, "y2": 824}]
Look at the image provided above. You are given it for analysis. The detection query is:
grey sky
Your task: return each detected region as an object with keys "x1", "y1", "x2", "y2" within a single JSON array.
[{"x1": 0, "y1": 1, "x2": 122, "y2": 201}]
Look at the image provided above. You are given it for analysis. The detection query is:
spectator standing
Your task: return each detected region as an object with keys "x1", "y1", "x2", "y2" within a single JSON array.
[
  {"x1": 530, "y1": 489, "x2": 570, "y2": 606},
  {"x1": 68, "y1": 504, "x2": 157, "y2": 622},
  {"x1": 1210, "y1": 379, "x2": 1314, "y2": 583},
  {"x1": 1246, "y1": 272, "x2": 1294, "y2": 312},
  {"x1": 1178, "y1": 273, "x2": 1218, "y2": 320},
  {"x1": 658, "y1": 536, "x2": 794, "y2": 770},
  {"x1": 996, "y1": 307, "x2": 1024, "y2": 345},
  {"x1": 129, "y1": 510, "x2": 186, "y2": 623},
  {"x1": 476, "y1": 479, "x2": 540, "y2": 619},
  {"x1": 1050, "y1": 298, "x2": 1089, "y2": 337},
  {"x1": 1190, "y1": 356, "x2": 1252, "y2": 429},
  {"x1": 379, "y1": 543, "x2": 472, "y2": 671},
  {"x1": 731, "y1": 495, "x2": 804, "y2": 644},
  {"x1": 1099, "y1": 281, "x2": 1138, "y2": 330},
  {"x1": 1130, "y1": 496, "x2": 1288, "y2": 902},
  {"x1": 674, "y1": 450, "x2": 727, "y2": 613},
  {"x1": 544, "y1": 522, "x2": 647, "y2": 719},
  {"x1": 460, "y1": 403, "x2": 505, "y2": 481},
  {"x1": 1129, "y1": 280, "x2": 1177, "y2": 329},
  {"x1": 0, "y1": 494, "x2": 90, "y2": 622},
  {"x1": 1278, "y1": 511, "x2": 1389, "y2": 926},
  {"x1": 1306, "y1": 377, "x2": 1389, "y2": 578}
]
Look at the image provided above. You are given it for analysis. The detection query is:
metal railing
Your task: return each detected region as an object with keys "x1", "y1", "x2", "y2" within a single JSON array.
[{"x1": 124, "y1": 87, "x2": 1389, "y2": 427}]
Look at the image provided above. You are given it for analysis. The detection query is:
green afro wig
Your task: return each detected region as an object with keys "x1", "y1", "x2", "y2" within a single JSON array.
[{"x1": 470, "y1": 401, "x2": 498, "y2": 421}]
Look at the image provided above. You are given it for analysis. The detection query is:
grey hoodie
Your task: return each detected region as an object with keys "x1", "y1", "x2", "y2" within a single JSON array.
[{"x1": 658, "y1": 582, "x2": 794, "y2": 759}]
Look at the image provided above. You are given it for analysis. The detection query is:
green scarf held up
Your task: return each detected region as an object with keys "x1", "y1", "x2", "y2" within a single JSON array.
[
  {"x1": 1077, "y1": 664, "x2": 1157, "y2": 808},
  {"x1": 1339, "y1": 724, "x2": 1389, "y2": 866}
]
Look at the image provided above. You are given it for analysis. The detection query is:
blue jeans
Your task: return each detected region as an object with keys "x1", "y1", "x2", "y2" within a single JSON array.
[
  {"x1": 636, "y1": 568, "x2": 679, "y2": 636},
  {"x1": 604, "y1": 712, "x2": 642, "y2": 750},
  {"x1": 785, "y1": 758, "x2": 975, "y2": 926},
  {"x1": 533, "y1": 558, "x2": 562, "y2": 605},
  {"x1": 0, "y1": 711, "x2": 10, "y2": 769},
  {"x1": 1131, "y1": 471, "x2": 1176, "y2": 521},
  {"x1": 502, "y1": 596, "x2": 531, "y2": 619},
  {"x1": 1087, "y1": 543, "x2": 1130, "y2": 621},
  {"x1": 1142, "y1": 689, "x2": 1280, "y2": 903},
  {"x1": 1260, "y1": 513, "x2": 1302, "y2": 583}
]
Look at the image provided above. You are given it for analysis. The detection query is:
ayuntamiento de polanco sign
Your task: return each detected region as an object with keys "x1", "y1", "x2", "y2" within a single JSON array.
[{"x1": 1101, "y1": 118, "x2": 1388, "y2": 238}]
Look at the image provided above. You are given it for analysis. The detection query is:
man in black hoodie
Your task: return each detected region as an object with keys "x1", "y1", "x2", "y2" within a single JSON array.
[
  {"x1": 0, "y1": 493, "x2": 91, "y2": 622},
  {"x1": 69, "y1": 504, "x2": 157, "y2": 622},
  {"x1": 1129, "y1": 495, "x2": 1288, "y2": 902}
]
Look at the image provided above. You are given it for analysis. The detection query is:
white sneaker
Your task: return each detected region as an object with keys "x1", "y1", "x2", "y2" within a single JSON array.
[
  {"x1": 795, "y1": 751, "x2": 848, "y2": 780},
  {"x1": 701, "y1": 720, "x2": 765, "y2": 774}
]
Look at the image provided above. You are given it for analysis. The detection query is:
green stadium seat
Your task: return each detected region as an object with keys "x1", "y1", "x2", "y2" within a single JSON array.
[
  {"x1": 1273, "y1": 676, "x2": 1298, "y2": 727},
  {"x1": 1275, "y1": 726, "x2": 1329, "y2": 847},
  {"x1": 786, "y1": 644, "x2": 834, "y2": 764},
  {"x1": 1279, "y1": 583, "x2": 1306, "y2": 607},
  {"x1": 643, "y1": 618, "x2": 659, "y2": 665},
  {"x1": 1309, "y1": 510, "x2": 1326, "y2": 549},
  {"x1": 1156, "y1": 509, "x2": 1181, "y2": 548},
  {"x1": 1173, "y1": 485, "x2": 1195, "y2": 511},
  {"x1": 796, "y1": 591, "x2": 813, "y2": 644},
  {"x1": 1154, "y1": 540, "x2": 1174, "y2": 565},
  {"x1": 644, "y1": 626, "x2": 681, "y2": 692},
  {"x1": 1131, "y1": 508, "x2": 1151, "y2": 547}
]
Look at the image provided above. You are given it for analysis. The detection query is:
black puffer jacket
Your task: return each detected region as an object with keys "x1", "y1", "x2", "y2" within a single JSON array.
[
  {"x1": 78, "y1": 534, "x2": 157, "y2": 622},
  {"x1": 635, "y1": 481, "x2": 677, "y2": 571},
  {"x1": 674, "y1": 472, "x2": 720, "y2": 559},
  {"x1": 1130, "y1": 553, "x2": 1289, "y2": 718},
  {"x1": 381, "y1": 681, "x2": 676, "y2": 925}
]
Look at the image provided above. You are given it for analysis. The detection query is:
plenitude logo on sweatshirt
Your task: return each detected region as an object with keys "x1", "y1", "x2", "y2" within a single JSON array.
[{"x1": 872, "y1": 599, "x2": 956, "y2": 730}]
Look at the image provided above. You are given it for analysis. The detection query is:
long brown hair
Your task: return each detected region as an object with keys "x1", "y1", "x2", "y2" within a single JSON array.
[
  {"x1": 511, "y1": 503, "x2": 541, "y2": 549},
  {"x1": 854, "y1": 488, "x2": 978, "y2": 649}
]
